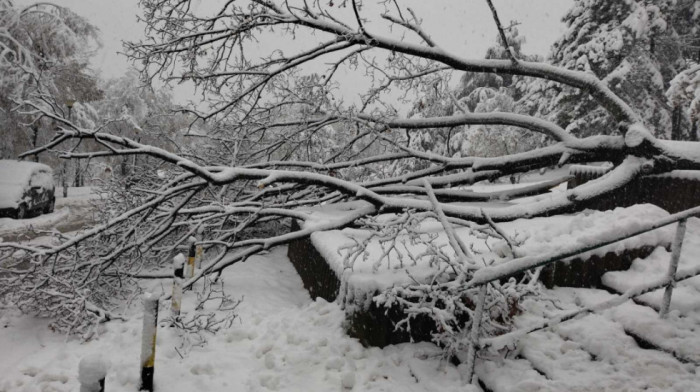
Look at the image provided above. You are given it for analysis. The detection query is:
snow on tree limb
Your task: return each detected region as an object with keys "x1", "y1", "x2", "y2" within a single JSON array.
[{"x1": 5, "y1": 0, "x2": 700, "y2": 345}]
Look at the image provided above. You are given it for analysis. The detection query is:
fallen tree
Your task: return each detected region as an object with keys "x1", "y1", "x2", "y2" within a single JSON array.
[{"x1": 1, "y1": 0, "x2": 699, "y2": 365}]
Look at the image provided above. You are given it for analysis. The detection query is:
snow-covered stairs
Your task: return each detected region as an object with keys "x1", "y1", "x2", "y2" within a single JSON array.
[
  {"x1": 476, "y1": 288, "x2": 700, "y2": 391},
  {"x1": 601, "y1": 218, "x2": 700, "y2": 315},
  {"x1": 475, "y1": 217, "x2": 700, "y2": 392},
  {"x1": 574, "y1": 289, "x2": 700, "y2": 365}
]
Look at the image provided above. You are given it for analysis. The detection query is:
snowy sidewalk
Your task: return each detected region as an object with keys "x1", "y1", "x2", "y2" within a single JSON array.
[
  {"x1": 2, "y1": 217, "x2": 700, "y2": 392},
  {"x1": 0, "y1": 246, "x2": 464, "y2": 392}
]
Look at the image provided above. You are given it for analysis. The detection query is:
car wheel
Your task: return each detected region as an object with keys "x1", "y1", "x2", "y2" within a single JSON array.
[{"x1": 16, "y1": 204, "x2": 27, "y2": 220}]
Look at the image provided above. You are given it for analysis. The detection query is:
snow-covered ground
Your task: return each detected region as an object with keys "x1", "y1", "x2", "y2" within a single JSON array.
[
  {"x1": 54, "y1": 186, "x2": 100, "y2": 202},
  {"x1": 1, "y1": 182, "x2": 699, "y2": 391},
  {"x1": 3, "y1": 221, "x2": 700, "y2": 392},
  {"x1": 0, "y1": 247, "x2": 468, "y2": 392},
  {"x1": 0, "y1": 207, "x2": 71, "y2": 238}
]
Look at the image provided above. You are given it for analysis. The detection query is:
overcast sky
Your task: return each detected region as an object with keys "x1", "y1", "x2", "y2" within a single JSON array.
[{"x1": 16, "y1": 0, "x2": 573, "y2": 103}]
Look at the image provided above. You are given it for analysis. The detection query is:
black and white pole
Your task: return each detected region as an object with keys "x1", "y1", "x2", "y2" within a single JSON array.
[
  {"x1": 79, "y1": 354, "x2": 108, "y2": 392},
  {"x1": 172, "y1": 253, "x2": 185, "y2": 323},
  {"x1": 187, "y1": 237, "x2": 196, "y2": 279},
  {"x1": 140, "y1": 293, "x2": 159, "y2": 392}
]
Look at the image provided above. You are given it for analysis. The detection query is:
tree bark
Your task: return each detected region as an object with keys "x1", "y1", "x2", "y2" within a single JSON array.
[{"x1": 671, "y1": 105, "x2": 683, "y2": 140}]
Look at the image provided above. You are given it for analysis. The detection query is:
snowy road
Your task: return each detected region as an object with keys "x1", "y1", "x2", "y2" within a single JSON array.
[{"x1": 0, "y1": 187, "x2": 98, "y2": 242}]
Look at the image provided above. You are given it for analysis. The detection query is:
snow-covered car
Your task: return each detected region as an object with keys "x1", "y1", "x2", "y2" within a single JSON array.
[{"x1": 0, "y1": 160, "x2": 56, "y2": 219}]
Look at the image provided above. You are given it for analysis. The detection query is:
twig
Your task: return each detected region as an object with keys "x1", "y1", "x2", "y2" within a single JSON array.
[
  {"x1": 484, "y1": 0, "x2": 518, "y2": 65},
  {"x1": 481, "y1": 208, "x2": 519, "y2": 257}
]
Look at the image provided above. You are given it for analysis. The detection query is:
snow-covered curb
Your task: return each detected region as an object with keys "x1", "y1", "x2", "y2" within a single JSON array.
[{"x1": 0, "y1": 207, "x2": 70, "y2": 237}]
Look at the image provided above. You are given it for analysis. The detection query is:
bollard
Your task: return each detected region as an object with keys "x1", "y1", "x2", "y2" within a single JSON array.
[
  {"x1": 187, "y1": 237, "x2": 196, "y2": 279},
  {"x1": 79, "y1": 354, "x2": 108, "y2": 392},
  {"x1": 140, "y1": 293, "x2": 159, "y2": 392},
  {"x1": 171, "y1": 253, "x2": 185, "y2": 322},
  {"x1": 195, "y1": 226, "x2": 204, "y2": 269},
  {"x1": 195, "y1": 243, "x2": 204, "y2": 269}
]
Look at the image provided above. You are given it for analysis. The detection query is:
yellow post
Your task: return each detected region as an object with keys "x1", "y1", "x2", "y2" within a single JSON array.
[
  {"x1": 140, "y1": 293, "x2": 158, "y2": 391},
  {"x1": 196, "y1": 226, "x2": 204, "y2": 268},
  {"x1": 187, "y1": 238, "x2": 196, "y2": 279},
  {"x1": 195, "y1": 244, "x2": 203, "y2": 269}
]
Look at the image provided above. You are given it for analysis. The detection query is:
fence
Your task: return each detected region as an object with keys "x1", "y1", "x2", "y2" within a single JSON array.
[
  {"x1": 569, "y1": 167, "x2": 700, "y2": 213},
  {"x1": 458, "y1": 204, "x2": 700, "y2": 383}
]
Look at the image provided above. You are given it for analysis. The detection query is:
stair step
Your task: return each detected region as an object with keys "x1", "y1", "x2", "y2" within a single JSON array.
[
  {"x1": 569, "y1": 288, "x2": 700, "y2": 365},
  {"x1": 475, "y1": 357, "x2": 556, "y2": 392},
  {"x1": 601, "y1": 218, "x2": 700, "y2": 315},
  {"x1": 478, "y1": 288, "x2": 698, "y2": 391}
]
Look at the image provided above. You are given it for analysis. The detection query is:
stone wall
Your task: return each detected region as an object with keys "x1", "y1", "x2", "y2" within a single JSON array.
[
  {"x1": 287, "y1": 219, "x2": 435, "y2": 347},
  {"x1": 286, "y1": 221, "x2": 669, "y2": 347}
]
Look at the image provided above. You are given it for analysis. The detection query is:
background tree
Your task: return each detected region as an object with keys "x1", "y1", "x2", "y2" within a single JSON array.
[
  {"x1": 456, "y1": 26, "x2": 545, "y2": 159},
  {"x1": 0, "y1": 0, "x2": 102, "y2": 161},
  {"x1": 391, "y1": 27, "x2": 544, "y2": 178},
  {"x1": 95, "y1": 70, "x2": 190, "y2": 176},
  {"x1": 522, "y1": 0, "x2": 700, "y2": 140}
]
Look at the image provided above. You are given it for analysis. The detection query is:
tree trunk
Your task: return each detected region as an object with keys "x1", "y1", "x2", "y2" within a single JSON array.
[
  {"x1": 30, "y1": 125, "x2": 39, "y2": 162},
  {"x1": 62, "y1": 162, "x2": 68, "y2": 198},
  {"x1": 671, "y1": 105, "x2": 682, "y2": 140},
  {"x1": 73, "y1": 159, "x2": 81, "y2": 187}
]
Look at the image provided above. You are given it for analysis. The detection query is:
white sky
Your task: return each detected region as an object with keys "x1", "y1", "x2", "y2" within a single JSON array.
[{"x1": 16, "y1": 0, "x2": 573, "y2": 103}]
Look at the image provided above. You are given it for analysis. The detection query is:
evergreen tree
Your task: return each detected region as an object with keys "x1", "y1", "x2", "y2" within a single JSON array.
[
  {"x1": 395, "y1": 27, "x2": 546, "y2": 173},
  {"x1": 457, "y1": 27, "x2": 544, "y2": 158},
  {"x1": 523, "y1": 0, "x2": 700, "y2": 140}
]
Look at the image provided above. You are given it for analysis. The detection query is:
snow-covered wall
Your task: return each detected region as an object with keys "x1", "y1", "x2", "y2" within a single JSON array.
[
  {"x1": 310, "y1": 204, "x2": 673, "y2": 303},
  {"x1": 288, "y1": 203, "x2": 676, "y2": 346}
]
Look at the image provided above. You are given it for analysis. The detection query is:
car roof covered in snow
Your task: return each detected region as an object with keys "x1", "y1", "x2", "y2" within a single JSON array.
[{"x1": 0, "y1": 160, "x2": 53, "y2": 186}]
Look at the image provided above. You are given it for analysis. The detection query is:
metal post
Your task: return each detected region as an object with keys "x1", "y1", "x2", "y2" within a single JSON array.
[
  {"x1": 464, "y1": 284, "x2": 488, "y2": 384},
  {"x1": 660, "y1": 218, "x2": 687, "y2": 318},
  {"x1": 171, "y1": 254, "x2": 185, "y2": 323},
  {"x1": 140, "y1": 293, "x2": 159, "y2": 391}
]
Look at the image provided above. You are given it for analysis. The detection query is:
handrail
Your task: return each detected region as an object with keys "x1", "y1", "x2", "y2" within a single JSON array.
[
  {"x1": 466, "y1": 205, "x2": 700, "y2": 288},
  {"x1": 480, "y1": 261, "x2": 700, "y2": 350},
  {"x1": 459, "y1": 204, "x2": 700, "y2": 383}
]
